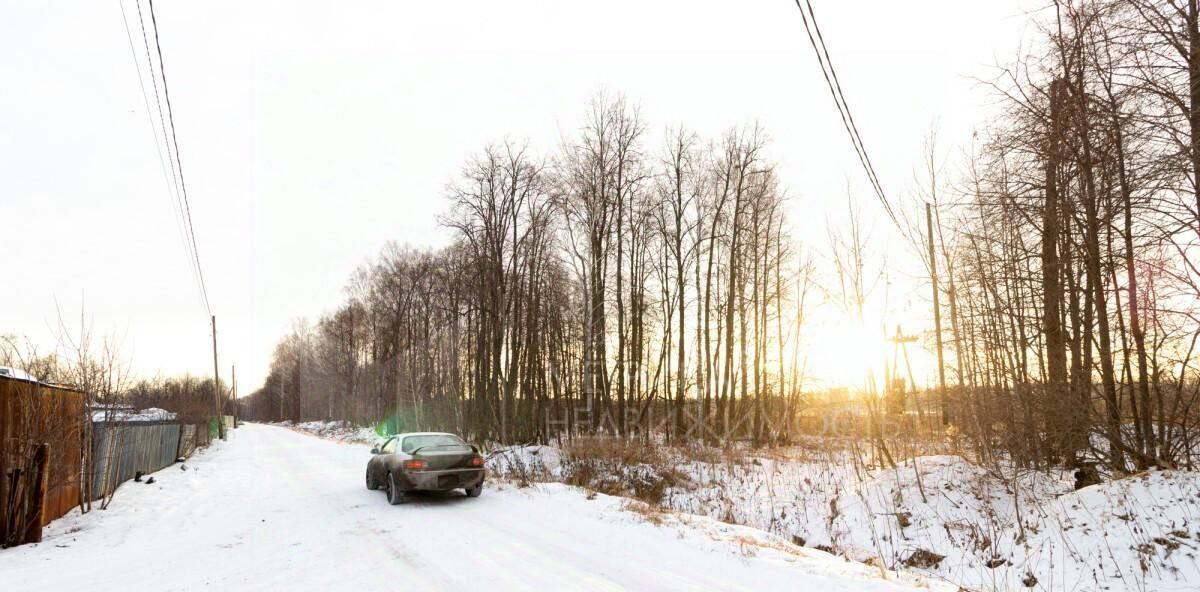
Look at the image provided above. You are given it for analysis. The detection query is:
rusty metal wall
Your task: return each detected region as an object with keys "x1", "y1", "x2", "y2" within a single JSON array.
[{"x1": 0, "y1": 376, "x2": 85, "y2": 542}]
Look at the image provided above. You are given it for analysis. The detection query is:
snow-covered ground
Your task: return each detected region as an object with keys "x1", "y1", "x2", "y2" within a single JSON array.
[
  {"x1": 828, "y1": 456, "x2": 1200, "y2": 591},
  {"x1": 0, "y1": 424, "x2": 946, "y2": 592},
  {"x1": 490, "y1": 442, "x2": 1200, "y2": 592}
]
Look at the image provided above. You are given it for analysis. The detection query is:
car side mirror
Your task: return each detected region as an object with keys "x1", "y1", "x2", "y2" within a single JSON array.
[
  {"x1": 370, "y1": 447, "x2": 380, "y2": 454},
  {"x1": 470, "y1": 445, "x2": 479, "y2": 454}
]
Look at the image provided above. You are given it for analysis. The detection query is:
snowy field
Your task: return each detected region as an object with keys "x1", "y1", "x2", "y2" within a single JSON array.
[{"x1": 0, "y1": 424, "x2": 945, "y2": 592}]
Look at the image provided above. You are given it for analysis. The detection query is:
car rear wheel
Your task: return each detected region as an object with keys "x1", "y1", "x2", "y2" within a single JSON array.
[
  {"x1": 386, "y1": 472, "x2": 408, "y2": 505},
  {"x1": 365, "y1": 470, "x2": 376, "y2": 490},
  {"x1": 465, "y1": 483, "x2": 483, "y2": 498}
]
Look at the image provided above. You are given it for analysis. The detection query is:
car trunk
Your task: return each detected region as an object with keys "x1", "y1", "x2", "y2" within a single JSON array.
[{"x1": 415, "y1": 447, "x2": 476, "y2": 471}]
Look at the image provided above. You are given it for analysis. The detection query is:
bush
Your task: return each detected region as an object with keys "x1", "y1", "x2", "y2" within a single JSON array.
[{"x1": 561, "y1": 437, "x2": 690, "y2": 506}]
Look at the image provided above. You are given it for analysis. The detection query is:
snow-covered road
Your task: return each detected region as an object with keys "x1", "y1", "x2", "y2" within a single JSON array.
[{"x1": 0, "y1": 424, "x2": 943, "y2": 591}]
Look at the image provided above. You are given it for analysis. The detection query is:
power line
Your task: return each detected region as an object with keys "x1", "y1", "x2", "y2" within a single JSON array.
[
  {"x1": 792, "y1": 0, "x2": 901, "y2": 231},
  {"x1": 146, "y1": 0, "x2": 213, "y2": 316},
  {"x1": 120, "y1": 0, "x2": 227, "y2": 394},
  {"x1": 118, "y1": 0, "x2": 205, "y2": 309},
  {"x1": 794, "y1": 0, "x2": 892, "y2": 222},
  {"x1": 123, "y1": 0, "x2": 210, "y2": 317},
  {"x1": 803, "y1": 0, "x2": 887, "y2": 203}
]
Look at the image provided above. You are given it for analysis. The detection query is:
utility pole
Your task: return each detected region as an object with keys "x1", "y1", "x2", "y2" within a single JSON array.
[
  {"x1": 231, "y1": 365, "x2": 237, "y2": 429},
  {"x1": 887, "y1": 326, "x2": 919, "y2": 417},
  {"x1": 927, "y1": 203, "x2": 948, "y2": 425},
  {"x1": 212, "y1": 315, "x2": 224, "y2": 440}
]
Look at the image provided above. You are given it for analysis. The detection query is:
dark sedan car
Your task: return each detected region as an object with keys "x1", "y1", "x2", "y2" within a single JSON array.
[{"x1": 365, "y1": 432, "x2": 485, "y2": 504}]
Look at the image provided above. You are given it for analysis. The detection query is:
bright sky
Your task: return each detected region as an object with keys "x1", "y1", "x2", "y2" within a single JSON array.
[{"x1": 1, "y1": 0, "x2": 1040, "y2": 393}]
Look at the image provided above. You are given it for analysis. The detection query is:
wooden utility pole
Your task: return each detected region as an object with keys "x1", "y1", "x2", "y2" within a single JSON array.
[
  {"x1": 212, "y1": 315, "x2": 224, "y2": 440},
  {"x1": 231, "y1": 365, "x2": 237, "y2": 429},
  {"x1": 927, "y1": 203, "x2": 948, "y2": 425}
]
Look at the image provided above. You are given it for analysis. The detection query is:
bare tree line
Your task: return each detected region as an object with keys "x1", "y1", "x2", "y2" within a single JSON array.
[
  {"x1": 245, "y1": 0, "x2": 1200, "y2": 476},
  {"x1": 928, "y1": 0, "x2": 1200, "y2": 472},
  {"x1": 244, "y1": 95, "x2": 806, "y2": 447}
]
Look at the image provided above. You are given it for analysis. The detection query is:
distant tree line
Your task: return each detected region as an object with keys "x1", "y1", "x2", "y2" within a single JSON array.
[
  {"x1": 2, "y1": 335, "x2": 230, "y2": 424},
  {"x1": 244, "y1": 95, "x2": 808, "y2": 445},
  {"x1": 244, "y1": 0, "x2": 1200, "y2": 475}
]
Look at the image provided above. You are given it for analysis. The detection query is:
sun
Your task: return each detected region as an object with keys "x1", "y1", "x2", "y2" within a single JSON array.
[{"x1": 803, "y1": 319, "x2": 892, "y2": 394}]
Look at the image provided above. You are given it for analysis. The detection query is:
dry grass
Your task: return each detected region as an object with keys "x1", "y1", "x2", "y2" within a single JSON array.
[
  {"x1": 564, "y1": 436, "x2": 668, "y2": 465},
  {"x1": 562, "y1": 436, "x2": 691, "y2": 506},
  {"x1": 674, "y1": 441, "x2": 746, "y2": 465},
  {"x1": 723, "y1": 534, "x2": 810, "y2": 558},
  {"x1": 620, "y1": 498, "x2": 667, "y2": 525}
]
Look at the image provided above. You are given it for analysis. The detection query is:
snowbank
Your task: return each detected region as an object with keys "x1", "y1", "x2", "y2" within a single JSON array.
[
  {"x1": 691, "y1": 454, "x2": 1200, "y2": 592},
  {"x1": 1031, "y1": 469, "x2": 1200, "y2": 591},
  {"x1": 827, "y1": 455, "x2": 1066, "y2": 589},
  {"x1": 490, "y1": 440, "x2": 1200, "y2": 592},
  {"x1": 273, "y1": 419, "x2": 381, "y2": 446},
  {"x1": 817, "y1": 456, "x2": 1200, "y2": 591},
  {"x1": 568, "y1": 482, "x2": 952, "y2": 591}
]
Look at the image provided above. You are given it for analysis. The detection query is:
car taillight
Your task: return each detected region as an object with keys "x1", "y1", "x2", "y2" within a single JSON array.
[
  {"x1": 403, "y1": 459, "x2": 427, "y2": 470},
  {"x1": 470, "y1": 456, "x2": 484, "y2": 467}
]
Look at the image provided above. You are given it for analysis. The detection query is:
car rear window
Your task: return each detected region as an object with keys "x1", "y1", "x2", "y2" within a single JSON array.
[{"x1": 402, "y1": 434, "x2": 469, "y2": 453}]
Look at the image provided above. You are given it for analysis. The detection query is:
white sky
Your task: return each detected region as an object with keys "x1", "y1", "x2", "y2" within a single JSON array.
[{"x1": 1, "y1": 0, "x2": 1040, "y2": 393}]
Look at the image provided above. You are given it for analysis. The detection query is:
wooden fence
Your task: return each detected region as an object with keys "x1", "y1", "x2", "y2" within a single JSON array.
[{"x1": 0, "y1": 376, "x2": 84, "y2": 547}]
